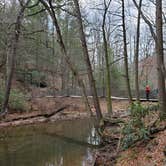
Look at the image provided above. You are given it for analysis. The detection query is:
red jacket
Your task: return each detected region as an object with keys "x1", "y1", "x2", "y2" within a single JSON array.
[{"x1": 146, "y1": 86, "x2": 150, "y2": 92}]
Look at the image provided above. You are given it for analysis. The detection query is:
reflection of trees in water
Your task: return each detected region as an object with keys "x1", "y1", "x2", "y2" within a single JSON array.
[
  {"x1": 0, "y1": 132, "x2": 87, "y2": 166},
  {"x1": 82, "y1": 148, "x2": 95, "y2": 166},
  {"x1": 45, "y1": 156, "x2": 63, "y2": 166},
  {"x1": 0, "y1": 119, "x2": 98, "y2": 166},
  {"x1": 87, "y1": 127, "x2": 101, "y2": 145}
]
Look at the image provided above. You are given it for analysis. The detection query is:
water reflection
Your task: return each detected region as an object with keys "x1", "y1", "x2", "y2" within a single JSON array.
[
  {"x1": 87, "y1": 127, "x2": 101, "y2": 145},
  {"x1": 0, "y1": 118, "x2": 99, "y2": 166}
]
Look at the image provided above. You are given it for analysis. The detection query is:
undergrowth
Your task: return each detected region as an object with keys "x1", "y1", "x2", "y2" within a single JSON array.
[
  {"x1": 121, "y1": 102, "x2": 159, "y2": 149},
  {"x1": 0, "y1": 88, "x2": 27, "y2": 112}
]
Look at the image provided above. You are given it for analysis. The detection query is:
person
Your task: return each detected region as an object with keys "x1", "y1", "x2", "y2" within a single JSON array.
[{"x1": 145, "y1": 85, "x2": 150, "y2": 101}]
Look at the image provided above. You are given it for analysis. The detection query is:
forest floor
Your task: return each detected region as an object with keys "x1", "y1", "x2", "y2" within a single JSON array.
[
  {"x1": 95, "y1": 119, "x2": 166, "y2": 166},
  {"x1": 116, "y1": 128, "x2": 166, "y2": 166},
  {"x1": 93, "y1": 99, "x2": 166, "y2": 166},
  {"x1": 0, "y1": 95, "x2": 165, "y2": 166}
]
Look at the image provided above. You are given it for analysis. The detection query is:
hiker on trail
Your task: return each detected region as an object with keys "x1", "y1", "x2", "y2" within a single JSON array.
[{"x1": 145, "y1": 85, "x2": 150, "y2": 101}]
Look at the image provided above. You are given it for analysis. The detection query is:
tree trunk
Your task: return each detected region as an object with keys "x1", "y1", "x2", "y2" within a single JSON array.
[
  {"x1": 102, "y1": 0, "x2": 112, "y2": 115},
  {"x1": 73, "y1": 0, "x2": 103, "y2": 120},
  {"x1": 39, "y1": 0, "x2": 92, "y2": 116},
  {"x1": 121, "y1": 0, "x2": 132, "y2": 103},
  {"x1": 133, "y1": 0, "x2": 166, "y2": 117},
  {"x1": 156, "y1": 0, "x2": 166, "y2": 120},
  {"x1": 134, "y1": 0, "x2": 142, "y2": 101},
  {"x1": 1, "y1": 0, "x2": 30, "y2": 116}
]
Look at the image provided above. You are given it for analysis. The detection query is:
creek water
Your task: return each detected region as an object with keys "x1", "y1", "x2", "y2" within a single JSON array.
[{"x1": 0, "y1": 118, "x2": 100, "y2": 166}]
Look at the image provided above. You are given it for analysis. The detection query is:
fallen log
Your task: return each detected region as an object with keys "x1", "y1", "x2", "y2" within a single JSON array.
[
  {"x1": 1, "y1": 106, "x2": 69, "y2": 123},
  {"x1": 44, "y1": 106, "x2": 69, "y2": 118}
]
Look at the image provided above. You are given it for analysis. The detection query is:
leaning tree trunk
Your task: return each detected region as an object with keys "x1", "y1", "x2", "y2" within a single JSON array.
[
  {"x1": 121, "y1": 0, "x2": 132, "y2": 103},
  {"x1": 134, "y1": 0, "x2": 142, "y2": 101},
  {"x1": 39, "y1": 0, "x2": 92, "y2": 116},
  {"x1": 73, "y1": 0, "x2": 103, "y2": 120},
  {"x1": 156, "y1": 0, "x2": 166, "y2": 120},
  {"x1": 1, "y1": 0, "x2": 30, "y2": 117}
]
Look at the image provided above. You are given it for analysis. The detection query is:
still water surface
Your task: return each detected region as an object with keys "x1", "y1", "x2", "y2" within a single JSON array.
[{"x1": 0, "y1": 118, "x2": 100, "y2": 166}]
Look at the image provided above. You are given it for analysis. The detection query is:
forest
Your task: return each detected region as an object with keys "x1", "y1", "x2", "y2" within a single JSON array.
[{"x1": 0, "y1": 0, "x2": 166, "y2": 165}]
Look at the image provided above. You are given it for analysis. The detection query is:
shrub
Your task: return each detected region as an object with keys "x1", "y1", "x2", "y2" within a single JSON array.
[
  {"x1": 121, "y1": 102, "x2": 150, "y2": 149},
  {"x1": 0, "y1": 88, "x2": 27, "y2": 112},
  {"x1": 31, "y1": 70, "x2": 46, "y2": 85}
]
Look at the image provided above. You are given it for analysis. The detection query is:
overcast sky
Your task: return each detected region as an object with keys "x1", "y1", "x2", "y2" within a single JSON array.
[{"x1": 79, "y1": 0, "x2": 166, "y2": 60}]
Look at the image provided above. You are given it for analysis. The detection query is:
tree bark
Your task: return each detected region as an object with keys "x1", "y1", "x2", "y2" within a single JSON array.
[
  {"x1": 156, "y1": 0, "x2": 166, "y2": 120},
  {"x1": 134, "y1": 0, "x2": 142, "y2": 101},
  {"x1": 102, "y1": 0, "x2": 112, "y2": 115},
  {"x1": 133, "y1": 0, "x2": 166, "y2": 118},
  {"x1": 1, "y1": 0, "x2": 31, "y2": 117},
  {"x1": 121, "y1": 0, "x2": 132, "y2": 103},
  {"x1": 73, "y1": 0, "x2": 103, "y2": 120},
  {"x1": 39, "y1": 0, "x2": 92, "y2": 116}
]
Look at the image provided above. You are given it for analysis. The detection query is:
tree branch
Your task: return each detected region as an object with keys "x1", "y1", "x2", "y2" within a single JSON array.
[
  {"x1": 26, "y1": 8, "x2": 46, "y2": 17},
  {"x1": 132, "y1": 0, "x2": 157, "y2": 41}
]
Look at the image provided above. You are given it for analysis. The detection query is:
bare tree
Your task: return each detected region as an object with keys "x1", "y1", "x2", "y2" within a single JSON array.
[
  {"x1": 73, "y1": 0, "x2": 103, "y2": 120},
  {"x1": 39, "y1": 0, "x2": 92, "y2": 116},
  {"x1": 121, "y1": 0, "x2": 133, "y2": 103},
  {"x1": 102, "y1": 0, "x2": 113, "y2": 114},
  {"x1": 133, "y1": 0, "x2": 166, "y2": 119},
  {"x1": 134, "y1": 0, "x2": 142, "y2": 101},
  {"x1": 156, "y1": 0, "x2": 166, "y2": 119}
]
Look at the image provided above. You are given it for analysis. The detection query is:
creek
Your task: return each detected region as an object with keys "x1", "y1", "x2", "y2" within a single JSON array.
[{"x1": 0, "y1": 118, "x2": 100, "y2": 166}]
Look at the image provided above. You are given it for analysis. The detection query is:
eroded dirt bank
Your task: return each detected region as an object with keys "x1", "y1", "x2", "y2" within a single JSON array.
[{"x1": 0, "y1": 97, "x2": 129, "y2": 128}]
